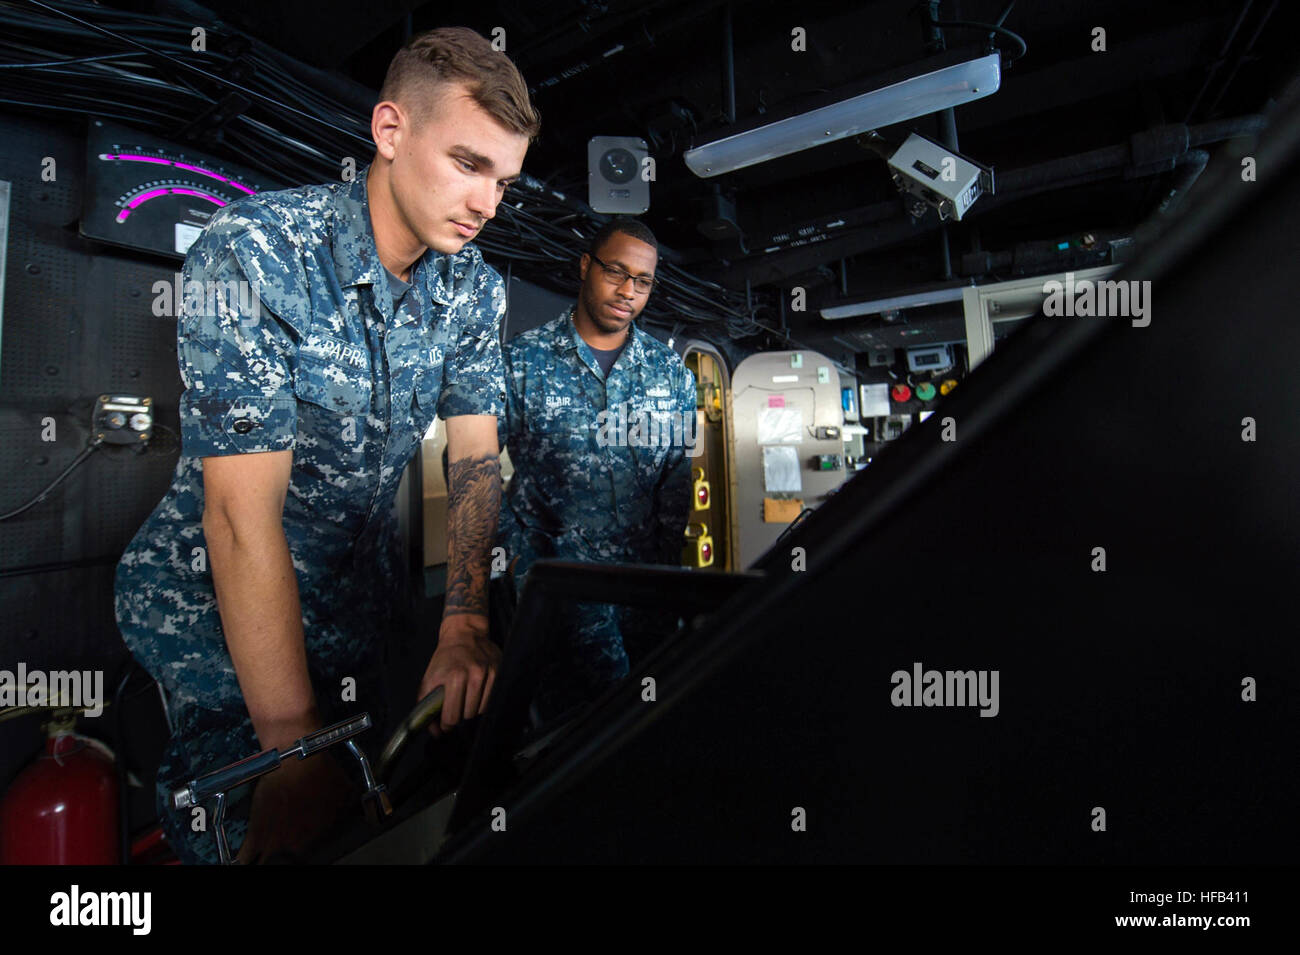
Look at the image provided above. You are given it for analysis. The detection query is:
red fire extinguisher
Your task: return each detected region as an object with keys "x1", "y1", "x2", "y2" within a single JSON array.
[{"x1": 0, "y1": 714, "x2": 120, "y2": 865}]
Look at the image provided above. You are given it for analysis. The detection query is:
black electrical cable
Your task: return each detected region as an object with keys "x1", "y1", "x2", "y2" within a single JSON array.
[
  {"x1": 0, "y1": 98, "x2": 157, "y2": 125},
  {"x1": 112, "y1": 660, "x2": 135, "y2": 866},
  {"x1": 931, "y1": 18, "x2": 1027, "y2": 62},
  {"x1": 0, "y1": 51, "x2": 143, "y2": 68},
  {"x1": 22, "y1": 0, "x2": 374, "y2": 147},
  {"x1": 1, "y1": 0, "x2": 765, "y2": 339},
  {"x1": 0, "y1": 437, "x2": 102, "y2": 522}
]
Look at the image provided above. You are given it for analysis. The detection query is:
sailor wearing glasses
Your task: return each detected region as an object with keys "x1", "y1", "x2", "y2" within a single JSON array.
[{"x1": 498, "y1": 219, "x2": 696, "y2": 721}]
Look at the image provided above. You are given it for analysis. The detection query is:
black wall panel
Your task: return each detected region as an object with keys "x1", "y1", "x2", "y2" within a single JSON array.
[{"x1": 1, "y1": 112, "x2": 181, "y2": 797}]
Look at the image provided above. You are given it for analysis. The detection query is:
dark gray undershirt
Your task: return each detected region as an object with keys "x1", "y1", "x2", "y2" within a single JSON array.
[
  {"x1": 590, "y1": 340, "x2": 627, "y2": 377},
  {"x1": 384, "y1": 266, "x2": 412, "y2": 304}
]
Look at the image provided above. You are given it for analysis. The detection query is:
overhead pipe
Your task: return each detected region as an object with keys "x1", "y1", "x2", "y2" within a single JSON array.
[
  {"x1": 1201, "y1": 0, "x2": 1279, "y2": 119},
  {"x1": 922, "y1": 1, "x2": 958, "y2": 281},
  {"x1": 725, "y1": 116, "x2": 1268, "y2": 286},
  {"x1": 722, "y1": 3, "x2": 736, "y2": 125},
  {"x1": 1183, "y1": 0, "x2": 1255, "y2": 122}
]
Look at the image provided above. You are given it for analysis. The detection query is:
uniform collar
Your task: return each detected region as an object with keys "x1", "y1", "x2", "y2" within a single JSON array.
[
  {"x1": 331, "y1": 164, "x2": 463, "y2": 316},
  {"x1": 558, "y1": 304, "x2": 647, "y2": 369}
]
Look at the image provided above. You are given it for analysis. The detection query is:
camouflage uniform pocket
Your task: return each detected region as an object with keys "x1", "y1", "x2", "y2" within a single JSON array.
[{"x1": 295, "y1": 354, "x2": 373, "y2": 416}]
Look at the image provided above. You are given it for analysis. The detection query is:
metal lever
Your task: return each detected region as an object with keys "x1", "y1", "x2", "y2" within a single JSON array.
[
  {"x1": 376, "y1": 687, "x2": 445, "y2": 784},
  {"x1": 171, "y1": 713, "x2": 390, "y2": 863},
  {"x1": 346, "y1": 738, "x2": 393, "y2": 824},
  {"x1": 290, "y1": 714, "x2": 372, "y2": 759}
]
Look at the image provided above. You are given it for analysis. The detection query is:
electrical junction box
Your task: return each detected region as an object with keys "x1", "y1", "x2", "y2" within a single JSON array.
[
  {"x1": 94, "y1": 394, "x2": 152, "y2": 446},
  {"x1": 906, "y1": 344, "x2": 953, "y2": 374}
]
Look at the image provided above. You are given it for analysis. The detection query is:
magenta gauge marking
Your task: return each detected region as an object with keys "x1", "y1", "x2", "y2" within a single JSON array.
[
  {"x1": 174, "y1": 161, "x2": 227, "y2": 180},
  {"x1": 128, "y1": 188, "x2": 171, "y2": 205},
  {"x1": 110, "y1": 154, "x2": 169, "y2": 165},
  {"x1": 100, "y1": 151, "x2": 258, "y2": 199},
  {"x1": 115, "y1": 185, "x2": 230, "y2": 223}
]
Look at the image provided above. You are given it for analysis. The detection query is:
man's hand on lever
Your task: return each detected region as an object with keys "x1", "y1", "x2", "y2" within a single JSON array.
[
  {"x1": 235, "y1": 722, "x2": 357, "y2": 864},
  {"x1": 420, "y1": 415, "x2": 503, "y2": 735},
  {"x1": 419, "y1": 614, "x2": 501, "y2": 736}
]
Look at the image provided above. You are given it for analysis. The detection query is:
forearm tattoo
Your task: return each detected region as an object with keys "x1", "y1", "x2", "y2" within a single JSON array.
[{"x1": 444, "y1": 452, "x2": 502, "y2": 619}]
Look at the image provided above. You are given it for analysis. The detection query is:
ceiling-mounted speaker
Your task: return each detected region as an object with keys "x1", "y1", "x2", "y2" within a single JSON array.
[{"x1": 588, "y1": 136, "x2": 650, "y2": 214}]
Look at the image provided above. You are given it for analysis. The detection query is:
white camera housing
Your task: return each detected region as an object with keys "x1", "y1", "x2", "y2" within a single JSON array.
[{"x1": 887, "y1": 132, "x2": 993, "y2": 222}]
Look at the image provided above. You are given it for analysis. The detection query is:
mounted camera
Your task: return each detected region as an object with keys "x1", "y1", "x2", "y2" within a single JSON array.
[{"x1": 886, "y1": 131, "x2": 994, "y2": 222}]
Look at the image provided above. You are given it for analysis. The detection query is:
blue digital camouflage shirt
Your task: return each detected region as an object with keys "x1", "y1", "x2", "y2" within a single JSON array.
[
  {"x1": 499, "y1": 307, "x2": 696, "y2": 572},
  {"x1": 498, "y1": 308, "x2": 696, "y2": 717},
  {"x1": 115, "y1": 164, "x2": 506, "y2": 714}
]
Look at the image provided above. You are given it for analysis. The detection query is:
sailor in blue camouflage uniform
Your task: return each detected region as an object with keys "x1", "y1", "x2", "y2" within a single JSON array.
[
  {"x1": 114, "y1": 27, "x2": 537, "y2": 863},
  {"x1": 498, "y1": 220, "x2": 696, "y2": 720}
]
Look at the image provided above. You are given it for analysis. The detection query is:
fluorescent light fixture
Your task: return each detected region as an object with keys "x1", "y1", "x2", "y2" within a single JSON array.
[
  {"x1": 684, "y1": 53, "x2": 1000, "y2": 178},
  {"x1": 820, "y1": 285, "x2": 969, "y2": 319}
]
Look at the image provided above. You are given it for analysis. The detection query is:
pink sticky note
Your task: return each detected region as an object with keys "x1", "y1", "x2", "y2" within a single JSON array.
[{"x1": 768, "y1": 395, "x2": 785, "y2": 408}]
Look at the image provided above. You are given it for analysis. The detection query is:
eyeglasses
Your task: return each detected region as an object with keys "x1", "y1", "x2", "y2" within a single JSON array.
[{"x1": 589, "y1": 253, "x2": 655, "y2": 294}]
